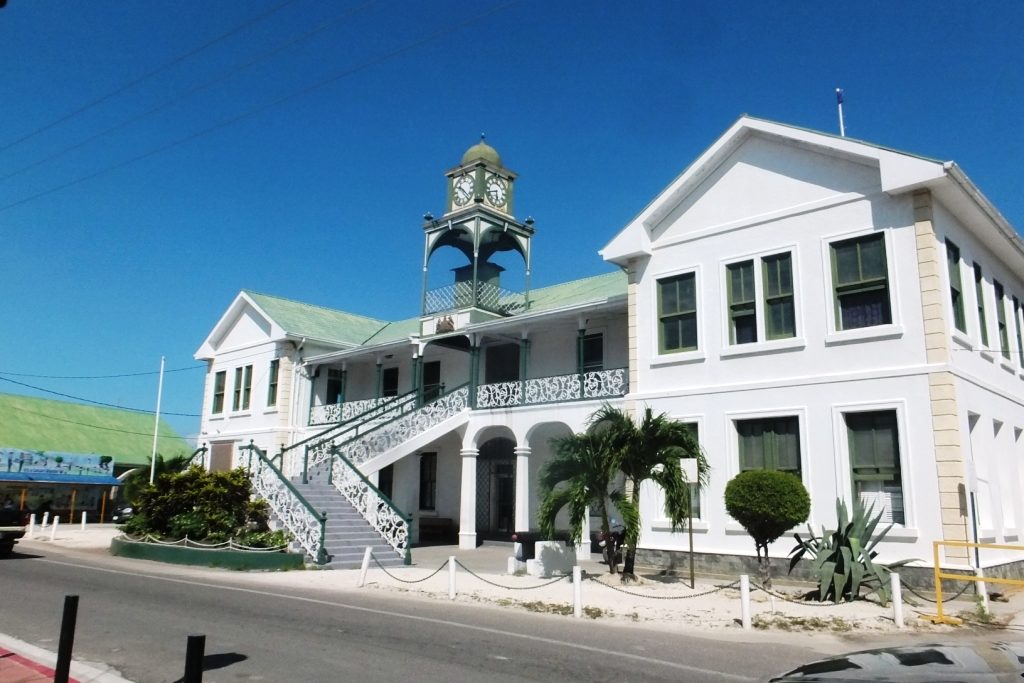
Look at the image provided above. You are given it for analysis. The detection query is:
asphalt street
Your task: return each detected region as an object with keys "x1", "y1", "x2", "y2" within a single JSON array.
[{"x1": 0, "y1": 546, "x2": 826, "y2": 683}]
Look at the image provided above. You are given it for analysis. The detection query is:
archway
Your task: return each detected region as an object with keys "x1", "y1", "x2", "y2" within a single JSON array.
[{"x1": 476, "y1": 436, "x2": 516, "y2": 538}]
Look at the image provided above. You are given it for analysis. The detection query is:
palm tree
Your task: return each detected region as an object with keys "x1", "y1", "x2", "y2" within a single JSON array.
[
  {"x1": 591, "y1": 404, "x2": 709, "y2": 582},
  {"x1": 537, "y1": 429, "x2": 621, "y2": 574}
]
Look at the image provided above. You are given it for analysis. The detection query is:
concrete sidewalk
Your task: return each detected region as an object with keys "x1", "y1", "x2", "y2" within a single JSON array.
[{"x1": 0, "y1": 633, "x2": 133, "y2": 683}]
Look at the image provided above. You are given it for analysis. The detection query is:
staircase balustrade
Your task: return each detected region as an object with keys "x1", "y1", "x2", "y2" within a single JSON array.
[
  {"x1": 330, "y1": 447, "x2": 411, "y2": 563},
  {"x1": 242, "y1": 442, "x2": 327, "y2": 564},
  {"x1": 476, "y1": 367, "x2": 628, "y2": 408},
  {"x1": 186, "y1": 444, "x2": 208, "y2": 469}
]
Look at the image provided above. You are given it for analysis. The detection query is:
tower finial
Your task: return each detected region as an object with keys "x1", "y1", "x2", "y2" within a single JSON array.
[{"x1": 480, "y1": 133, "x2": 486, "y2": 142}]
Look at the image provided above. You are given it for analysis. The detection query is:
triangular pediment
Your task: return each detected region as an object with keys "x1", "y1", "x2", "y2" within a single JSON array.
[{"x1": 195, "y1": 292, "x2": 283, "y2": 359}]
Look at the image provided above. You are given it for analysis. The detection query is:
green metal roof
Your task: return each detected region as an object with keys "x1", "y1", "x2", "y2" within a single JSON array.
[
  {"x1": 361, "y1": 317, "x2": 422, "y2": 345},
  {"x1": 245, "y1": 291, "x2": 389, "y2": 347},
  {"x1": 528, "y1": 271, "x2": 626, "y2": 311},
  {"x1": 0, "y1": 393, "x2": 190, "y2": 467}
]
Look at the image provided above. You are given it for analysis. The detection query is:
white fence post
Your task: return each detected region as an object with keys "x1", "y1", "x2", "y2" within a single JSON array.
[
  {"x1": 41, "y1": 511, "x2": 49, "y2": 528},
  {"x1": 449, "y1": 556, "x2": 457, "y2": 600},
  {"x1": 50, "y1": 516, "x2": 59, "y2": 542},
  {"x1": 890, "y1": 572, "x2": 904, "y2": 629},
  {"x1": 28, "y1": 514, "x2": 36, "y2": 538},
  {"x1": 81, "y1": 511, "x2": 87, "y2": 531},
  {"x1": 573, "y1": 566, "x2": 582, "y2": 619},
  {"x1": 358, "y1": 547, "x2": 373, "y2": 587},
  {"x1": 976, "y1": 567, "x2": 989, "y2": 613},
  {"x1": 740, "y1": 574, "x2": 751, "y2": 631}
]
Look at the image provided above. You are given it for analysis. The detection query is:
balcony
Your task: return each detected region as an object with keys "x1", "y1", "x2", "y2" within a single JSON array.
[{"x1": 423, "y1": 281, "x2": 526, "y2": 316}]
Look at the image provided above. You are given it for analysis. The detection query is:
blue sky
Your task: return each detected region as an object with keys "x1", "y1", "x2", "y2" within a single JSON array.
[{"x1": 1, "y1": 1, "x2": 1021, "y2": 442}]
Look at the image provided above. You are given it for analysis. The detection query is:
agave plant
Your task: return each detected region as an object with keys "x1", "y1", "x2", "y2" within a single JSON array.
[{"x1": 788, "y1": 497, "x2": 915, "y2": 603}]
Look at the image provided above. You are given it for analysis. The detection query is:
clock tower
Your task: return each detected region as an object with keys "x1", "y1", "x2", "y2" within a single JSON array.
[{"x1": 421, "y1": 137, "x2": 534, "y2": 334}]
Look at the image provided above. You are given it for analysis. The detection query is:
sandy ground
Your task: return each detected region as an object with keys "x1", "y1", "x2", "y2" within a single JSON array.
[{"x1": 16, "y1": 524, "x2": 1024, "y2": 642}]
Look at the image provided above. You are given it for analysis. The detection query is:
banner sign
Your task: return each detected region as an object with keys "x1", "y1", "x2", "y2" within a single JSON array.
[{"x1": 1, "y1": 448, "x2": 116, "y2": 478}]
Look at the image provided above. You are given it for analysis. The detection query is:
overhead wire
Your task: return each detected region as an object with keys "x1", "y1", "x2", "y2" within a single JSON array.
[
  {"x1": 0, "y1": 0, "x2": 301, "y2": 155},
  {"x1": 0, "y1": 376, "x2": 200, "y2": 417},
  {"x1": 5, "y1": 403, "x2": 193, "y2": 440},
  {"x1": 0, "y1": 366, "x2": 204, "y2": 379},
  {"x1": 0, "y1": 0, "x2": 520, "y2": 214},
  {"x1": 0, "y1": 0, "x2": 383, "y2": 184}
]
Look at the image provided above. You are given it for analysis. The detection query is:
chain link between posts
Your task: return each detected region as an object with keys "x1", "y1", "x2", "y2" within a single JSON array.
[
  {"x1": 750, "y1": 581, "x2": 863, "y2": 608},
  {"x1": 371, "y1": 555, "x2": 449, "y2": 584},
  {"x1": 454, "y1": 559, "x2": 569, "y2": 590},
  {"x1": 899, "y1": 578, "x2": 972, "y2": 604},
  {"x1": 584, "y1": 576, "x2": 740, "y2": 600}
]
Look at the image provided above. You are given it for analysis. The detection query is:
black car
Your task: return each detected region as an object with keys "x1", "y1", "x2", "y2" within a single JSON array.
[{"x1": 111, "y1": 504, "x2": 135, "y2": 523}]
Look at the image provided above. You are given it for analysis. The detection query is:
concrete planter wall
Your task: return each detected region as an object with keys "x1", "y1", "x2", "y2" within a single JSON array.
[{"x1": 111, "y1": 537, "x2": 304, "y2": 571}]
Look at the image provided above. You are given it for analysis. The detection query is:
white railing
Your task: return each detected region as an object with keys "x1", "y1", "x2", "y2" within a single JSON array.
[
  {"x1": 309, "y1": 397, "x2": 398, "y2": 426},
  {"x1": 247, "y1": 447, "x2": 324, "y2": 562},
  {"x1": 331, "y1": 455, "x2": 409, "y2": 557},
  {"x1": 423, "y1": 281, "x2": 526, "y2": 315},
  {"x1": 477, "y1": 368, "x2": 628, "y2": 408}
]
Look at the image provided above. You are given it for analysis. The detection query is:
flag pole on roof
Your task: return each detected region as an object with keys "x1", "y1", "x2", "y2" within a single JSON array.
[
  {"x1": 836, "y1": 88, "x2": 846, "y2": 137},
  {"x1": 149, "y1": 356, "x2": 165, "y2": 484}
]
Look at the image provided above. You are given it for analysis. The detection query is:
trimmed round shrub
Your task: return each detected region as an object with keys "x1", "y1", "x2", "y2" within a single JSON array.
[{"x1": 724, "y1": 470, "x2": 810, "y2": 550}]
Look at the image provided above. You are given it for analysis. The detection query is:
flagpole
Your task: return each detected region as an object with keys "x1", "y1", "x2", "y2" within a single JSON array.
[
  {"x1": 836, "y1": 88, "x2": 846, "y2": 137},
  {"x1": 149, "y1": 356, "x2": 165, "y2": 484}
]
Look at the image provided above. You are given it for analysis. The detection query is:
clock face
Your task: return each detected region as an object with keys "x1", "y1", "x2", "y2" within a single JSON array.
[
  {"x1": 485, "y1": 176, "x2": 507, "y2": 207},
  {"x1": 453, "y1": 174, "x2": 475, "y2": 206}
]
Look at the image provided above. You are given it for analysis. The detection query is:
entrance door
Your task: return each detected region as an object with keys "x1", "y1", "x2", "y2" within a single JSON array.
[
  {"x1": 422, "y1": 361, "x2": 441, "y2": 402},
  {"x1": 484, "y1": 343, "x2": 519, "y2": 384},
  {"x1": 475, "y1": 438, "x2": 516, "y2": 537},
  {"x1": 209, "y1": 442, "x2": 234, "y2": 472}
]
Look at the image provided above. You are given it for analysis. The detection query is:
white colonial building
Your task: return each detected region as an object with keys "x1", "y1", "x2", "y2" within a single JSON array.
[{"x1": 196, "y1": 119, "x2": 1024, "y2": 577}]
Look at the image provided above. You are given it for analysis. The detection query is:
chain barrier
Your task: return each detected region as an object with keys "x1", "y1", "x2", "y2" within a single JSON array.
[
  {"x1": 120, "y1": 534, "x2": 288, "y2": 552},
  {"x1": 749, "y1": 581, "x2": 866, "y2": 608},
  {"x1": 584, "y1": 576, "x2": 740, "y2": 600},
  {"x1": 899, "y1": 578, "x2": 972, "y2": 604},
  {"x1": 370, "y1": 554, "x2": 450, "y2": 584},
  {"x1": 454, "y1": 559, "x2": 568, "y2": 590}
]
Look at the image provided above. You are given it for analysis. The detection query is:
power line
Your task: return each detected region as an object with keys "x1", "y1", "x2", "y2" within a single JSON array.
[
  {"x1": 0, "y1": 376, "x2": 200, "y2": 417},
  {"x1": 0, "y1": 0, "x2": 301, "y2": 155},
  {"x1": 0, "y1": 0, "x2": 520, "y2": 214},
  {"x1": 0, "y1": 0, "x2": 382, "y2": 184},
  {"x1": 0, "y1": 366, "x2": 204, "y2": 380},
  {"x1": 6, "y1": 404, "x2": 191, "y2": 440}
]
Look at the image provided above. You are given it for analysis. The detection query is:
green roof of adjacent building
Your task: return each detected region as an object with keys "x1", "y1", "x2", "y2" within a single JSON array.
[
  {"x1": 245, "y1": 290, "x2": 389, "y2": 347},
  {"x1": 528, "y1": 271, "x2": 626, "y2": 311},
  {"x1": 0, "y1": 393, "x2": 190, "y2": 467}
]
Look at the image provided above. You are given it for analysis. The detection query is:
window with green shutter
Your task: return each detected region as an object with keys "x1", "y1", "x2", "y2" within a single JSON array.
[
  {"x1": 946, "y1": 239, "x2": 966, "y2": 333},
  {"x1": 658, "y1": 272, "x2": 698, "y2": 353},
  {"x1": 728, "y1": 260, "x2": 757, "y2": 344},
  {"x1": 736, "y1": 416, "x2": 801, "y2": 477},
  {"x1": 212, "y1": 371, "x2": 226, "y2": 414},
  {"x1": 830, "y1": 234, "x2": 891, "y2": 330},
  {"x1": 267, "y1": 359, "x2": 280, "y2": 407},
  {"x1": 683, "y1": 422, "x2": 701, "y2": 519},
  {"x1": 974, "y1": 263, "x2": 989, "y2": 346},
  {"x1": 995, "y1": 281, "x2": 1010, "y2": 359},
  {"x1": 763, "y1": 252, "x2": 795, "y2": 340},
  {"x1": 1014, "y1": 297, "x2": 1024, "y2": 369},
  {"x1": 846, "y1": 410, "x2": 904, "y2": 524}
]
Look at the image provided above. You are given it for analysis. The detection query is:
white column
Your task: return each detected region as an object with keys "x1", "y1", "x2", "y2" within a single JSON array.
[
  {"x1": 514, "y1": 446, "x2": 531, "y2": 532},
  {"x1": 458, "y1": 448, "x2": 478, "y2": 549}
]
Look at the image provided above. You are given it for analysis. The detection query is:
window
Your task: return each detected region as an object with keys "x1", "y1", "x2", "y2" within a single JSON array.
[
  {"x1": 736, "y1": 416, "x2": 801, "y2": 477},
  {"x1": 212, "y1": 371, "x2": 226, "y2": 414},
  {"x1": 382, "y1": 367, "x2": 399, "y2": 397},
  {"x1": 831, "y1": 234, "x2": 891, "y2": 330},
  {"x1": 231, "y1": 365, "x2": 252, "y2": 410},
  {"x1": 267, "y1": 359, "x2": 280, "y2": 407},
  {"x1": 946, "y1": 240, "x2": 966, "y2": 333},
  {"x1": 422, "y1": 361, "x2": 442, "y2": 402},
  {"x1": 658, "y1": 272, "x2": 697, "y2": 352},
  {"x1": 1014, "y1": 297, "x2": 1024, "y2": 368},
  {"x1": 727, "y1": 260, "x2": 757, "y2": 344},
  {"x1": 378, "y1": 464, "x2": 394, "y2": 499},
  {"x1": 326, "y1": 368, "x2": 344, "y2": 405},
  {"x1": 419, "y1": 453, "x2": 437, "y2": 510},
  {"x1": 581, "y1": 333, "x2": 603, "y2": 372},
  {"x1": 485, "y1": 343, "x2": 519, "y2": 383},
  {"x1": 763, "y1": 253, "x2": 795, "y2": 340},
  {"x1": 974, "y1": 264, "x2": 989, "y2": 346},
  {"x1": 683, "y1": 422, "x2": 701, "y2": 519},
  {"x1": 995, "y1": 281, "x2": 1010, "y2": 360},
  {"x1": 846, "y1": 410, "x2": 904, "y2": 525}
]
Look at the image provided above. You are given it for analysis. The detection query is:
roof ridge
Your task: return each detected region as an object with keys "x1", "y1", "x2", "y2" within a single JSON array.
[{"x1": 243, "y1": 289, "x2": 388, "y2": 325}]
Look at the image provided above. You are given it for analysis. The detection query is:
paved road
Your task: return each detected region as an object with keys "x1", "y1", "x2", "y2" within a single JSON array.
[{"x1": 1, "y1": 547, "x2": 829, "y2": 683}]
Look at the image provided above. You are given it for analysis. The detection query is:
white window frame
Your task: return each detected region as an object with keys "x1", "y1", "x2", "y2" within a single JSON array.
[
  {"x1": 831, "y1": 399, "x2": 916, "y2": 539},
  {"x1": 650, "y1": 263, "x2": 705, "y2": 366},
  {"x1": 941, "y1": 238, "x2": 973, "y2": 350},
  {"x1": 719, "y1": 245, "x2": 805, "y2": 358},
  {"x1": 647, "y1": 415, "x2": 708, "y2": 532},
  {"x1": 821, "y1": 227, "x2": 903, "y2": 345}
]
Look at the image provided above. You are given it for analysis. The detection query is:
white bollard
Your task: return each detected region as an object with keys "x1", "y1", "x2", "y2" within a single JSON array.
[
  {"x1": 41, "y1": 511, "x2": 50, "y2": 528},
  {"x1": 50, "y1": 516, "x2": 60, "y2": 542},
  {"x1": 890, "y1": 572, "x2": 904, "y2": 629},
  {"x1": 740, "y1": 574, "x2": 751, "y2": 630},
  {"x1": 976, "y1": 567, "x2": 989, "y2": 613},
  {"x1": 573, "y1": 566, "x2": 582, "y2": 619},
  {"x1": 448, "y1": 556, "x2": 457, "y2": 600},
  {"x1": 81, "y1": 511, "x2": 87, "y2": 531},
  {"x1": 358, "y1": 547, "x2": 373, "y2": 587},
  {"x1": 28, "y1": 514, "x2": 36, "y2": 539}
]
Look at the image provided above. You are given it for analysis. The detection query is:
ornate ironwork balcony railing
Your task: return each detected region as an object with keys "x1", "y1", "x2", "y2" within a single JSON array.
[
  {"x1": 423, "y1": 281, "x2": 526, "y2": 316},
  {"x1": 242, "y1": 443, "x2": 326, "y2": 564},
  {"x1": 477, "y1": 367, "x2": 628, "y2": 408},
  {"x1": 330, "y1": 447, "x2": 410, "y2": 562},
  {"x1": 342, "y1": 385, "x2": 470, "y2": 466},
  {"x1": 309, "y1": 396, "x2": 399, "y2": 427},
  {"x1": 186, "y1": 445, "x2": 208, "y2": 470}
]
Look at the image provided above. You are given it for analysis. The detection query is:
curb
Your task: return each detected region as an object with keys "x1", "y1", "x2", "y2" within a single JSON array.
[{"x1": 0, "y1": 633, "x2": 134, "y2": 683}]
